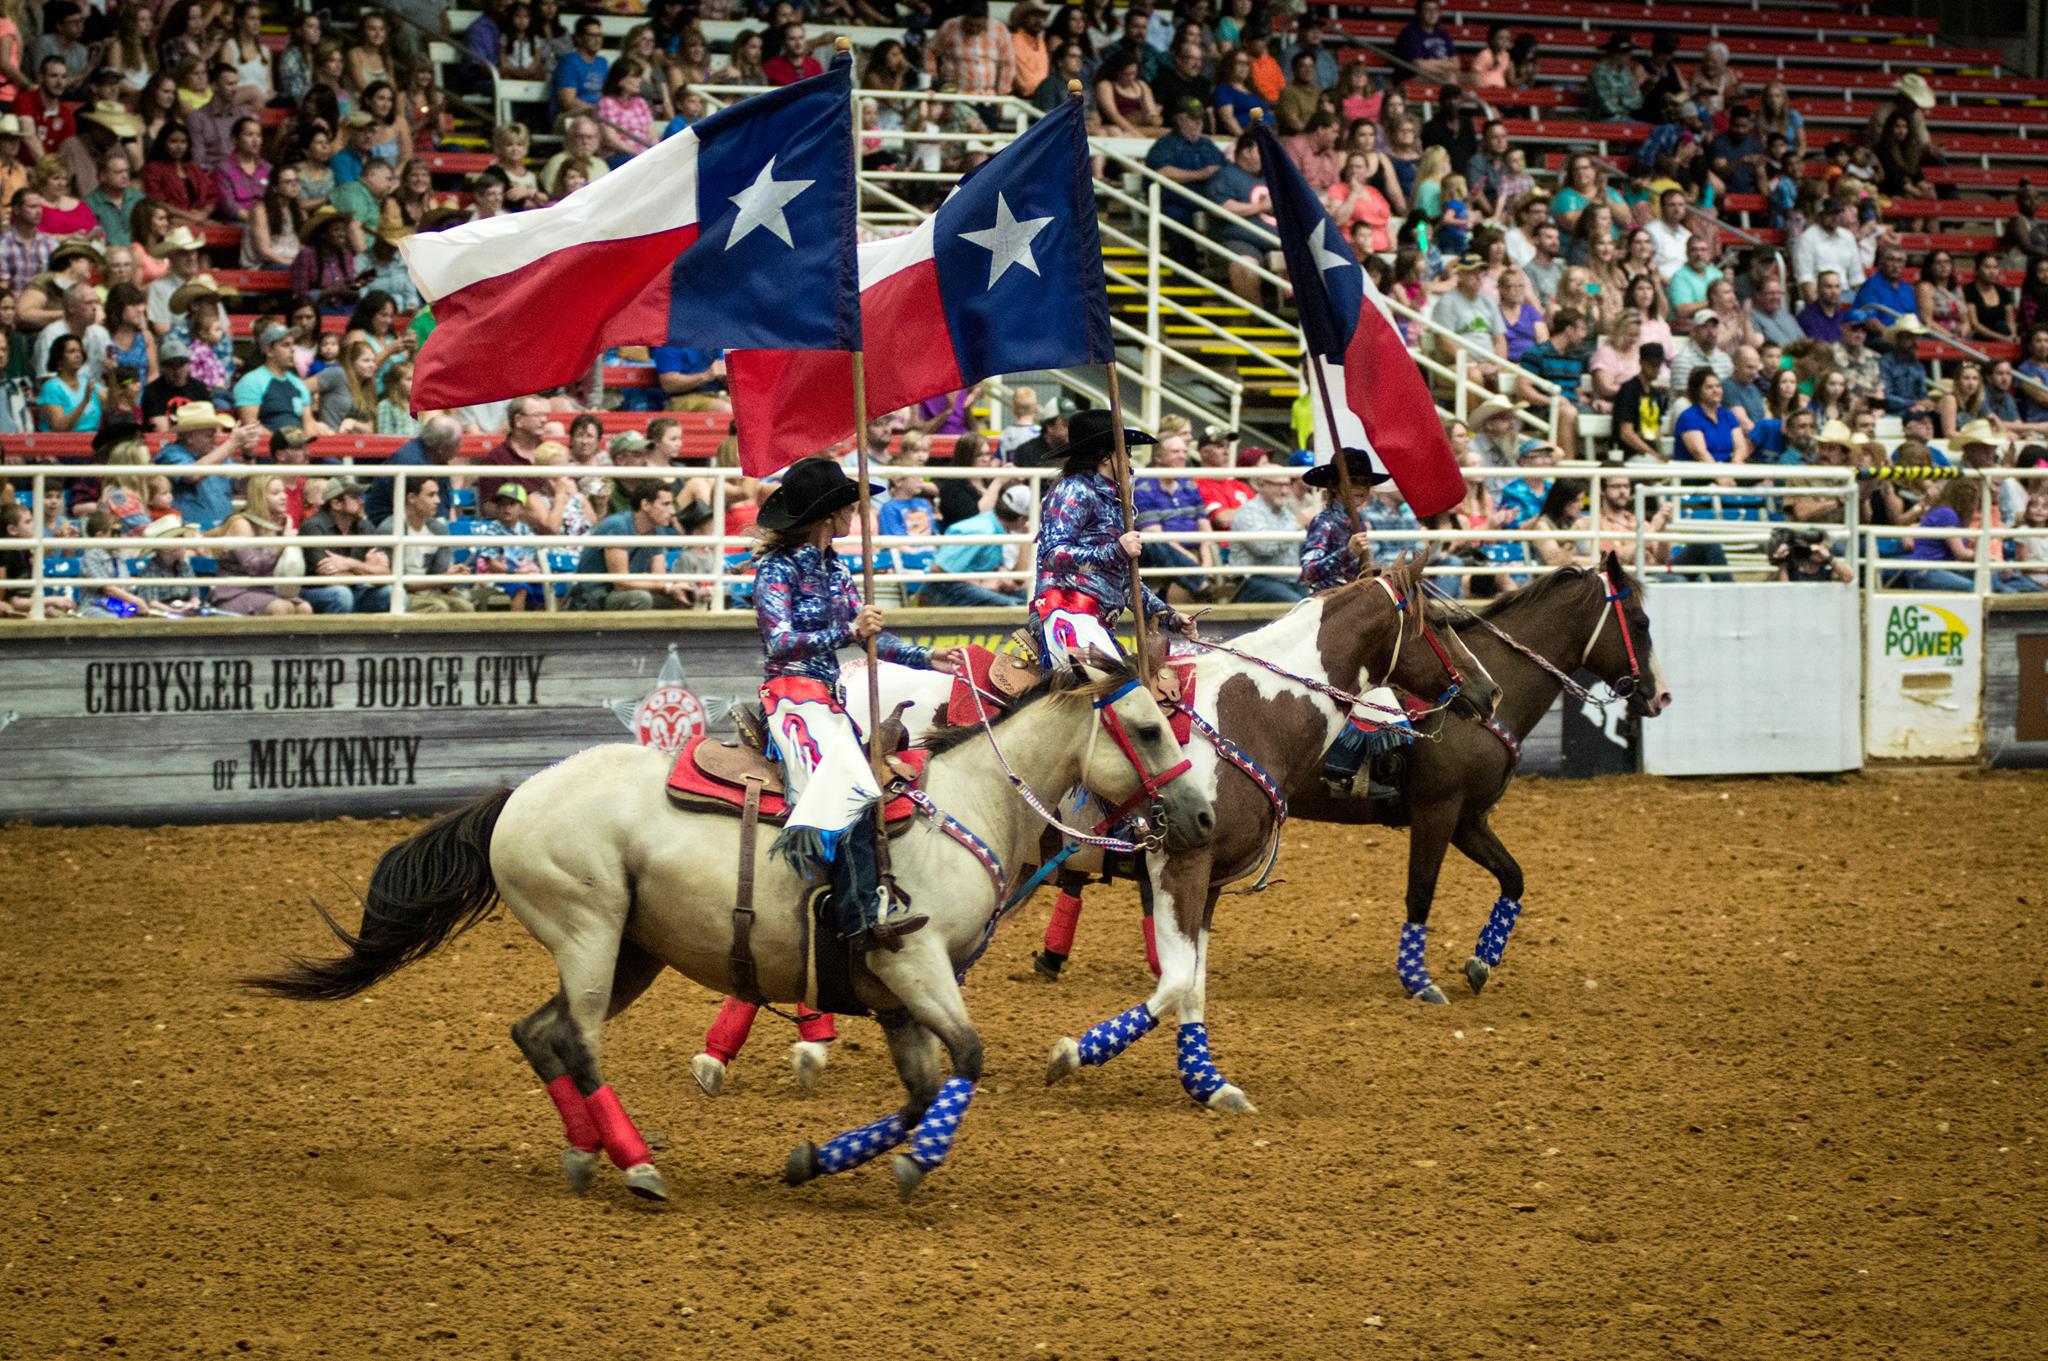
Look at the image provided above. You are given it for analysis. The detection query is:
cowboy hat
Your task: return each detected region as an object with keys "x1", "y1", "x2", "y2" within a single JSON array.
[
  {"x1": 1815, "y1": 419, "x2": 1857, "y2": 448},
  {"x1": 171, "y1": 400, "x2": 234, "y2": 432},
  {"x1": 142, "y1": 514, "x2": 189, "y2": 539},
  {"x1": 1953, "y1": 418, "x2": 2003, "y2": 449},
  {"x1": 1882, "y1": 314, "x2": 1928, "y2": 340},
  {"x1": 1302, "y1": 447, "x2": 1391, "y2": 489},
  {"x1": 169, "y1": 273, "x2": 238, "y2": 312},
  {"x1": 78, "y1": 100, "x2": 140, "y2": 137},
  {"x1": 0, "y1": 113, "x2": 22, "y2": 138},
  {"x1": 756, "y1": 457, "x2": 883, "y2": 532},
  {"x1": 417, "y1": 206, "x2": 467, "y2": 232},
  {"x1": 314, "y1": 476, "x2": 370, "y2": 503},
  {"x1": 302, "y1": 206, "x2": 351, "y2": 240},
  {"x1": 1056, "y1": 407, "x2": 1158, "y2": 472},
  {"x1": 1470, "y1": 397, "x2": 1518, "y2": 427},
  {"x1": 156, "y1": 225, "x2": 206, "y2": 254},
  {"x1": 373, "y1": 220, "x2": 413, "y2": 248},
  {"x1": 1893, "y1": 73, "x2": 1935, "y2": 110},
  {"x1": 49, "y1": 238, "x2": 103, "y2": 271}
]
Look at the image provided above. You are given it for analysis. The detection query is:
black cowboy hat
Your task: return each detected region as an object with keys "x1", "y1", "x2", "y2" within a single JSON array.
[
  {"x1": 1055, "y1": 407, "x2": 1157, "y2": 473},
  {"x1": 90, "y1": 418, "x2": 144, "y2": 454},
  {"x1": 1302, "y1": 446, "x2": 1392, "y2": 489},
  {"x1": 757, "y1": 457, "x2": 884, "y2": 532}
]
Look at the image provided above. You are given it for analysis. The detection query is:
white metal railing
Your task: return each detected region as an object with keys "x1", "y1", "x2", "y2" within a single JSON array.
[{"x1": 10, "y1": 462, "x2": 2043, "y2": 619}]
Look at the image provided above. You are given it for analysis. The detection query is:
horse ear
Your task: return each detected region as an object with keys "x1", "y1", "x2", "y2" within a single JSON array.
[{"x1": 1600, "y1": 548, "x2": 1623, "y2": 585}]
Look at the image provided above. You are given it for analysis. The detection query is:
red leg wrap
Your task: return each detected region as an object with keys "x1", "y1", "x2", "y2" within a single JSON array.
[
  {"x1": 585, "y1": 1085, "x2": 652, "y2": 1169},
  {"x1": 1142, "y1": 916, "x2": 1161, "y2": 978},
  {"x1": 702, "y1": 996, "x2": 759, "y2": 1065},
  {"x1": 545, "y1": 1075, "x2": 600, "y2": 1152},
  {"x1": 796, "y1": 1006, "x2": 837, "y2": 1043},
  {"x1": 1044, "y1": 891, "x2": 1084, "y2": 956}
]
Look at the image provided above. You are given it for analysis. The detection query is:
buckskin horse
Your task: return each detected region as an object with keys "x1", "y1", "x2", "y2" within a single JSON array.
[{"x1": 244, "y1": 653, "x2": 1213, "y2": 1204}]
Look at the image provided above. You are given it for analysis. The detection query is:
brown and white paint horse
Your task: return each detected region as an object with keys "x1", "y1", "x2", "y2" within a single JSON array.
[{"x1": 1037, "y1": 555, "x2": 1502, "y2": 1110}]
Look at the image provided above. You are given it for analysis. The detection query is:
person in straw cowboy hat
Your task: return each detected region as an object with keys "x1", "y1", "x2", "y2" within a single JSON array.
[
  {"x1": 751, "y1": 457, "x2": 965, "y2": 952},
  {"x1": 62, "y1": 100, "x2": 142, "y2": 197},
  {"x1": 1950, "y1": 417, "x2": 2032, "y2": 532},
  {"x1": 1026, "y1": 406, "x2": 1196, "y2": 667},
  {"x1": 143, "y1": 223, "x2": 207, "y2": 330},
  {"x1": 1876, "y1": 313, "x2": 1934, "y2": 419},
  {"x1": 293, "y1": 205, "x2": 361, "y2": 313},
  {"x1": 159, "y1": 398, "x2": 262, "y2": 529}
]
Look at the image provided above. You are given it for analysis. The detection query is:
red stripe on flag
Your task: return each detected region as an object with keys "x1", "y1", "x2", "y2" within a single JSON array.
[
  {"x1": 729, "y1": 348, "x2": 856, "y2": 476},
  {"x1": 412, "y1": 223, "x2": 699, "y2": 412},
  {"x1": 728, "y1": 258, "x2": 964, "y2": 476},
  {"x1": 1342, "y1": 312, "x2": 1464, "y2": 518},
  {"x1": 862, "y1": 259, "x2": 963, "y2": 414}
]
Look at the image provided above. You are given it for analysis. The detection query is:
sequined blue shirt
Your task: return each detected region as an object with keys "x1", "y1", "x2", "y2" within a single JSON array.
[
  {"x1": 755, "y1": 543, "x2": 930, "y2": 685},
  {"x1": 1300, "y1": 504, "x2": 1360, "y2": 591},
  {"x1": 1033, "y1": 472, "x2": 1179, "y2": 626}
]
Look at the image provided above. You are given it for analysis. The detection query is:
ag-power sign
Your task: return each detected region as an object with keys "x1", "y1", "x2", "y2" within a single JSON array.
[{"x1": 1866, "y1": 596, "x2": 1983, "y2": 759}]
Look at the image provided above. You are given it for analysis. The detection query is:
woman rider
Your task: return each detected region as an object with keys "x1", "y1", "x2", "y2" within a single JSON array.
[
  {"x1": 1028, "y1": 407, "x2": 1195, "y2": 663},
  {"x1": 754, "y1": 458, "x2": 961, "y2": 950},
  {"x1": 1299, "y1": 446, "x2": 1413, "y2": 794}
]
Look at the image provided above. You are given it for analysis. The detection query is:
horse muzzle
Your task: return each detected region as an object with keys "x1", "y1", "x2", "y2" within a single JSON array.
[{"x1": 1158, "y1": 783, "x2": 1217, "y2": 852}]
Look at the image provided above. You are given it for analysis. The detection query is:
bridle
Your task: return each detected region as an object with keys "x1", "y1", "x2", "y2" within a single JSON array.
[
  {"x1": 1422, "y1": 565, "x2": 1645, "y2": 706},
  {"x1": 958, "y1": 668, "x2": 1194, "y2": 854}
]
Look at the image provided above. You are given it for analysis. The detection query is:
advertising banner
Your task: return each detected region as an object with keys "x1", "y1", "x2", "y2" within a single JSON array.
[{"x1": 1864, "y1": 595, "x2": 1984, "y2": 760}]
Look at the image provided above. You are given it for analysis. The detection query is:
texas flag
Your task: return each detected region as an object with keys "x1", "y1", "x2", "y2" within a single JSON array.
[
  {"x1": 1253, "y1": 122, "x2": 1463, "y2": 516},
  {"x1": 726, "y1": 97, "x2": 1111, "y2": 474},
  {"x1": 403, "y1": 67, "x2": 859, "y2": 411}
]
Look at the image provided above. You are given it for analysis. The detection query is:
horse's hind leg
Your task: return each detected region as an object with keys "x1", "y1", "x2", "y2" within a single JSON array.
[
  {"x1": 1451, "y1": 813, "x2": 1526, "y2": 996},
  {"x1": 530, "y1": 925, "x2": 668, "y2": 1201},
  {"x1": 512, "y1": 940, "x2": 665, "y2": 1194},
  {"x1": 783, "y1": 1010, "x2": 940, "y2": 1188}
]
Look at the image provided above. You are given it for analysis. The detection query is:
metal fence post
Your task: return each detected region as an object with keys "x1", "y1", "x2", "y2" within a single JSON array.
[
  {"x1": 1145, "y1": 181, "x2": 1163, "y2": 430},
  {"x1": 28, "y1": 471, "x2": 45, "y2": 620},
  {"x1": 390, "y1": 469, "x2": 410, "y2": 614}
]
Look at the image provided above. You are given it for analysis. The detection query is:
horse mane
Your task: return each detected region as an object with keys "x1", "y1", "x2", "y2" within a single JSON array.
[
  {"x1": 915, "y1": 654, "x2": 1141, "y2": 756},
  {"x1": 1462, "y1": 566, "x2": 1594, "y2": 627}
]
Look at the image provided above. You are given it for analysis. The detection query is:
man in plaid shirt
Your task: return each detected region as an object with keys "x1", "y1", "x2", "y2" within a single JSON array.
[
  {"x1": 0, "y1": 189, "x2": 52, "y2": 296},
  {"x1": 925, "y1": 0, "x2": 1013, "y2": 97}
]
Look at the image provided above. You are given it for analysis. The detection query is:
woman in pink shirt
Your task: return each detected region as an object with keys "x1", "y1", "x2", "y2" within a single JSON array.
[
  {"x1": 595, "y1": 60, "x2": 657, "y2": 166},
  {"x1": 212, "y1": 116, "x2": 271, "y2": 222},
  {"x1": 1468, "y1": 23, "x2": 1513, "y2": 90}
]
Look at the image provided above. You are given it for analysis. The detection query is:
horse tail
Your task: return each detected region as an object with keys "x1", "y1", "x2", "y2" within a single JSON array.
[{"x1": 241, "y1": 788, "x2": 512, "y2": 1002}]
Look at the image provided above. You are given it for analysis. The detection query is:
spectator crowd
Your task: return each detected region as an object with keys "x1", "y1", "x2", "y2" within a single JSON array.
[{"x1": 1, "y1": 0, "x2": 2044, "y2": 616}]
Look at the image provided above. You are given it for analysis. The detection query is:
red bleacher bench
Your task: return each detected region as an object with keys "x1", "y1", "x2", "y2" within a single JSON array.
[
  {"x1": 1520, "y1": 58, "x2": 2048, "y2": 102},
  {"x1": 1498, "y1": 116, "x2": 1639, "y2": 145},
  {"x1": 1328, "y1": 18, "x2": 2001, "y2": 70},
  {"x1": 1918, "y1": 338, "x2": 2018, "y2": 364},
  {"x1": 1340, "y1": 0, "x2": 1935, "y2": 38},
  {"x1": 1883, "y1": 199, "x2": 2033, "y2": 223},
  {"x1": 420, "y1": 152, "x2": 495, "y2": 175},
  {"x1": 211, "y1": 269, "x2": 293, "y2": 295},
  {"x1": 201, "y1": 223, "x2": 245, "y2": 250},
  {"x1": 1922, "y1": 166, "x2": 2039, "y2": 192}
]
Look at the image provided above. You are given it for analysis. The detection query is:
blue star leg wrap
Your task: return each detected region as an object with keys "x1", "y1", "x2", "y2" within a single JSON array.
[
  {"x1": 905, "y1": 1076, "x2": 976, "y2": 1170},
  {"x1": 1077, "y1": 1002, "x2": 1157, "y2": 1067},
  {"x1": 1175, "y1": 1023, "x2": 1227, "y2": 1104},
  {"x1": 1474, "y1": 896, "x2": 1523, "y2": 968},
  {"x1": 1397, "y1": 921, "x2": 1435, "y2": 996},
  {"x1": 813, "y1": 1112, "x2": 909, "y2": 1175}
]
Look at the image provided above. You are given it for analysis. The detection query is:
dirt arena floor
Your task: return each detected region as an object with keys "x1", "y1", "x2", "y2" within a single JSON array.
[{"x1": 3, "y1": 769, "x2": 2045, "y2": 1361}]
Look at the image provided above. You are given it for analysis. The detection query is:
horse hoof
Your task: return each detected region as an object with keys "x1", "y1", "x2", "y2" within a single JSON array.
[
  {"x1": 1045, "y1": 1036, "x2": 1080, "y2": 1086},
  {"x1": 1207, "y1": 1084, "x2": 1257, "y2": 1115},
  {"x1": 891, "y1": 1153, "x2": 929, "y2": 1203},
  {"x1": 561, "y1": 1147, "x2": 598, "y2": 1195},
  {"x1": 1413, "y1": 983, "x2": 1449, "y2": 1006},
  {"x1": 622, "y1": 1162, "x2": 669, "y2": 1202},
  {"x1": 790, "y1": 1040, "x2": 829, "y2": 1093},
  {"x1": 1465, "y1": 956, "x2": 1491, "y2": 995},
  {"x1": 1032, "y1": 951, "x2": 1065, "y2": 982},
  {"x1": 783, "y1": 1141, "x2": 821, "y2": 1186},
  {"x1": 690, "y1": 1053, "x2": 726, "y2": 1098}
]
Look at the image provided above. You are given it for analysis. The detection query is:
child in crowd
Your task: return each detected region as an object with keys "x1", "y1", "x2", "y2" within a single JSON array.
[
  {"x1": 1001, "y1": 385, "x2": 1041, "y2": 458},
  {"x1": 1437, "y1": 174, "x2": 1473, "y2": 256},
  {"x1": 1493, "y1": 149, "x2": 1534, "y2": 220},
  {"x1": 473, "y1": 483, "x2": 544, "y2": 610},
  {"x1": 875, "y1": 470, "x2": 938, "y2": 597}
]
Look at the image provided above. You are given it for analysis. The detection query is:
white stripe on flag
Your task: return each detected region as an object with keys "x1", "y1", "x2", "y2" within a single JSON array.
[
  {"x1": 402, "y1": 127, "x2": 705, "y2": 301},
  {"x1": 1310, "y1": 357, "x2": 1371, "y2": 462},
  {"x1": 856, "y1": 215, "x2": 936, "y2": 290}
]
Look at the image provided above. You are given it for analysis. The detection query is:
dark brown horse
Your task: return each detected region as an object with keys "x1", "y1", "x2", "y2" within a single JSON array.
[{"x1": 1291, "y1": 552, "x2": 1672, "y2": 1002}]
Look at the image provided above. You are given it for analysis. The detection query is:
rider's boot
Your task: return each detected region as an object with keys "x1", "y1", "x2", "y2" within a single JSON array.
[
  {"x1": 832, "y1": 817, "x2": 926, "y2": 953},
  {"x1": 1321, "y1": 688, "x2": 1410, "y2": 800}
]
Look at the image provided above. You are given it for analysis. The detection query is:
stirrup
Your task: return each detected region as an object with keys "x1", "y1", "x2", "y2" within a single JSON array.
[{"x1": 847, "y1": 914, "x2": 929, "y2": 954}]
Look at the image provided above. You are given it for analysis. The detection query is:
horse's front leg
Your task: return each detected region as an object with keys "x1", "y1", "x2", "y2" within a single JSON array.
[
  {"x1": 1163, "y1": 883, "x2": 1254, "y2": 1113},
  {"x1": 783, "y1": 1008, "x2": 939, "y2": 1187},
  {"x1": 864, "y1": 937, "x2": 985, "y2": 1202},
  {"x1": 1399, "y1": 804, "x2": 1459, "y2": 1005},
  {"x1": 1450, "y1": 812, "x2": 1526, "y2": 995}
]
